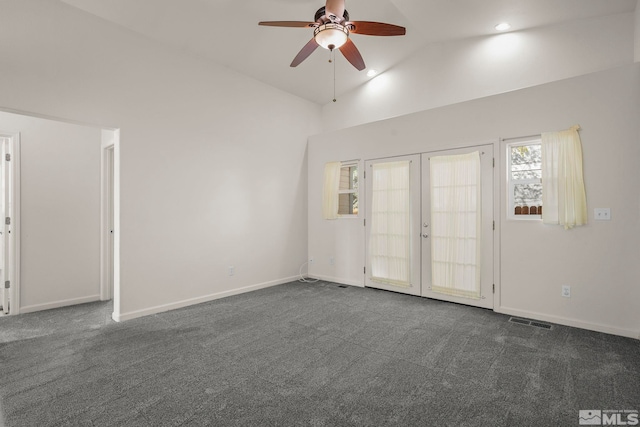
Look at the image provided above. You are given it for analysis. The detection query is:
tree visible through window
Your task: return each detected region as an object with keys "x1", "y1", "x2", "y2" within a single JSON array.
[
  {"x1": 338, "y1": 163, "x2": 358, "y2": 216},
  {"x1": 508, "y1": 140, "x2": 542, "y2": 218}
]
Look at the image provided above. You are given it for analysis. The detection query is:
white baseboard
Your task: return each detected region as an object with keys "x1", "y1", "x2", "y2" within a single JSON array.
[
  {"x1": 20, "y1": 295, "x2": 102, "y2": 314},
  {"x1": 307, "y1": 274, "x2": 364, "y2": 288},
  {"x1": 496, "y1": 306, "x2": 640, "y2": 340},
  {"x1": 113, "y1": 276, "x2": 299, "y2": 322}
]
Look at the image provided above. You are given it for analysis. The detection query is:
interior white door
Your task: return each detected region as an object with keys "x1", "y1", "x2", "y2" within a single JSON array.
[
  {"x1": 421, "y1": 145, "x2": 494, "y2": 309},
  {"x1": 108, "y1": 147, "x2": 114, "y2": 299},
  {"x1": 365, "y1": 154, "x2": 421, "y2": 296},
  {"x1": 1, "y1": 138, "x2": 10, "y2": 314}
]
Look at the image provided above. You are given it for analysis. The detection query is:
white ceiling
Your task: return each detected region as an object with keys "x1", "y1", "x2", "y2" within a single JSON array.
[{"x1": 60, "y1": 0, "x2": 637, "y2": 105}]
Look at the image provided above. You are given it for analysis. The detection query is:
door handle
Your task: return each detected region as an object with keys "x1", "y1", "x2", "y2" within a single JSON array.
[{"x1": 422, "y1": 233, "x2": 429, "y2": 238}]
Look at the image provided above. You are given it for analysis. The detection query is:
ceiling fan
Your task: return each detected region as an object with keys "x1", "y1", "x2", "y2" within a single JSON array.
[{"x1": 259, "y1": 0, "x2": 406, "y2": 71}]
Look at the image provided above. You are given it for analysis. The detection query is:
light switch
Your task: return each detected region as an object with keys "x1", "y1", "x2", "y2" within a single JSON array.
[{"x1": 594, "y1": 208, "x2": 611, "y2": 221}]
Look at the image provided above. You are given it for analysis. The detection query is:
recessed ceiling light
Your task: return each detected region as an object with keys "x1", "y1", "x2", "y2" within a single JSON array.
[
  {"x1": 367, "y1": 69, "x2": 378, "y2": 77},
  {"x1": 495, "y1": 22, "x2": 511, "y2": 31}
]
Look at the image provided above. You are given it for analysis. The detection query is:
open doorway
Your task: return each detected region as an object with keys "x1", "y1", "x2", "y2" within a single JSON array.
[
  {"x1": 0, "y1": 110, "x2": 119, "y2": 319},
  {"x1": 100, "y1": 129, "x2": 119, "y2": 320}
]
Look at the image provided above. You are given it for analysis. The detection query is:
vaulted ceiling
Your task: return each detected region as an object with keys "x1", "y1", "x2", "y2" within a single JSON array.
[{"x1": 60, "y1": 0, "x2": 637, "y2": 105}]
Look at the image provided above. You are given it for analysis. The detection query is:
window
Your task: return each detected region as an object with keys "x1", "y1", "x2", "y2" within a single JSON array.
[
  {"x1": 338, "y1": 163, "x2": 358, "y2": 216},
  {"x1": 507, "y1": 140, "x2": 542, "y2": 219}
]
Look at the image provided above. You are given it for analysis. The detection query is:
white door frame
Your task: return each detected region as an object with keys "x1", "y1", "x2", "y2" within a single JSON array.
[
  {"x1": 0, "y1": 131, "x2": 21, "y2": 315},
  {"x1": 100, "y1": 129, "x2": 120, "y2": 320}
]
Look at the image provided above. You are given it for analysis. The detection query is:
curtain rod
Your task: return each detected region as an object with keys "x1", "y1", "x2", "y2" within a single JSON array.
[{"x1": 501, "y1": 134, "x2": 541, "y2": 142}]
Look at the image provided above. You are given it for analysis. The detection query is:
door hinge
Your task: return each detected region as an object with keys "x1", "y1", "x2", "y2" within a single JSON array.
[
  {"x1": 363, "y1": 170, "x2": 366, "y2": 179},
  {"x1": 493, "y1": 221, "x2": 495, "y2": 230},
  {"x1": 364, "y1": 218, "x2": 366, "y2": 227},
  {"x1": 5, "y1": 154, "x2": 10, "y2": 161},
  {"x1": 492, "y1": 284, "x2": 495, "y2": 293},
  {"x1": 492, "y1": 157, "x2": 495, "y2": 168},
  {"x1": 5, "y1": 217, "x2": 10, "y2": 225},
  {"x1": 4, "y1": 281, "x2": 9, "y2": 289},
  {"x1": 364, "y1": 266, "x2": 366, "y2": 274}
]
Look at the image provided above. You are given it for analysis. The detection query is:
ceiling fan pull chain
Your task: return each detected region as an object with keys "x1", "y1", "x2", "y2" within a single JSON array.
[{"x1": 333, "y1": 50, "x2": 337, "y2": 102}]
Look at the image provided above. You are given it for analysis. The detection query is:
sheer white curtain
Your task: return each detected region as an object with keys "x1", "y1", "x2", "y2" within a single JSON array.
[
  {"x1": 541, "y1": 125, "x2": 587, "y2": 229},
  {"x1": 369, "y1": 161, "x2": 411, "y2": 286},
  {"x1": 430, "y1": 152, "x2": 481, "y2": 299},
  {"x1": 322, "y1": 161, "x2": 341, "y2": 220}
]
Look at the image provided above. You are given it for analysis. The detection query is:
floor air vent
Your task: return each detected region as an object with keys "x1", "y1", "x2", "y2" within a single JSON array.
[
  {"x1": 509, "y1": 317, "x2": 552, "y2": 330},
  {"x1": 530, "y1": 321, "x2": 552, "y2": 330}
]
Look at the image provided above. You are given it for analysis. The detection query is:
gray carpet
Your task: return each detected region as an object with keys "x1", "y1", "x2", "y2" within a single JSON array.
[{"x1": 0, "y1": 281, "x2": 638, "y2": 426}]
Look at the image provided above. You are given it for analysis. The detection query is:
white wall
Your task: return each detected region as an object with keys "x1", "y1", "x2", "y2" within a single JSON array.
[
  {"x1": 323, "y1": 12, "x2": 635, "y2": 131},
  {"x1": 0, "y1": 111, "x2": 102, "y2": 312},
  {"x1": 308, "y1": 64, "x2": 640, "y2": 339},
  {"x1": 635, "y1": 0, "x2": 640, "y2": 61},
  {"x1": 0, "y1": 0, "x2": 322, "y2": 320}
]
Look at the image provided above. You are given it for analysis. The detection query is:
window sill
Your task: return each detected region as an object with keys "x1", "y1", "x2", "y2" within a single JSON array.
[{"x1": 508, "y1": 215, "x2": 542, "y2": 221}]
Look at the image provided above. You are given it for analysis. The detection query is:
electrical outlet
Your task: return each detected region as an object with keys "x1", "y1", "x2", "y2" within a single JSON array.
[
  {"x1": 561, "y1": 285, "x2": 571, "y2": 298},
  {"x1": 594, "y1": 208, "x2": 611, "y2": 221},
  {"x1": 329, "y1": 257, "x2": 335, "y2": 266},
  {"x1": 228, "y1": 266, "x2": 234, "y2": 276}
]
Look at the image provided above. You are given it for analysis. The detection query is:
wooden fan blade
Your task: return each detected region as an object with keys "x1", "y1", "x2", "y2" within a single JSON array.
[
  {"x1": 339, "y1": 38, "x2": 365, "y2": 71},
  {"x1": 259, "y1": 21, "x2": 317, "y2": 28},
  {"x1": 291, "y1": 38, "x2": 320, "y2": 67},
  {"x1": 347, "y1": 21, "x2": 406, "y2": 36}
]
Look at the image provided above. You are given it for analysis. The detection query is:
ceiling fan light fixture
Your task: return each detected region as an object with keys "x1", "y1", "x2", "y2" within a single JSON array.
[
  {"x1": 495, "y1": 22, "x2": 511, "y2": 31},
  {"x1": 314, "y1": 23, "x2": 349, "y2": 50}
]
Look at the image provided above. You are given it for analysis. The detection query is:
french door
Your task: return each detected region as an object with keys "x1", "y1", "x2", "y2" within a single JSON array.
[
  {"x1": 421, "y1": 146, "x2": 494, "y2": 309},
  {"x1": 365, "y1": 155, "x2": 421, "y2": 296},
  {"x1": 364, "y1": 145, "x2": 493, "y2": 309}
]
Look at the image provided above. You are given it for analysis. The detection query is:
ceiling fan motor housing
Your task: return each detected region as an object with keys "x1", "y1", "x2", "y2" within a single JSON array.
[
  {"x1": 315, "y1": 6, "x2": 349, "y2": 24},
  {"x1": 314, "y1": 23, "x2": 349, "y2": 50}
]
